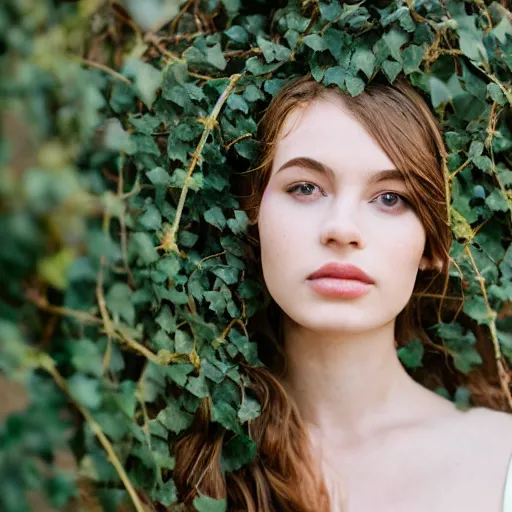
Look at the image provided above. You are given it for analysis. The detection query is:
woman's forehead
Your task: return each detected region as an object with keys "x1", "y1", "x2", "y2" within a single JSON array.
[{"x1": 271, "y1": 98, "x2": 395, "y2": 177}]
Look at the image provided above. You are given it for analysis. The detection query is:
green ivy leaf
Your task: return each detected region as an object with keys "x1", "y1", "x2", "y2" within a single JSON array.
[
  {"x1": 206, "y1": 43, "x2": 227, "y2": 70},
  {"x1": 152, "y1": 479, "x2": 178, "y2": 507},
  {"x1": 193, "y1": 495, "x2": 227, "y2": 512},
  {"x1": 345, "y1": 75, "x2": 365, "y2": 96},
  {"x1": 212, "y1": 402, "x2": 240, "y2": 432},
  {"x1": 68, "y1": 375, "x2": 102, "y2": 410},
  {"x1": 454, "y1": 386, "x2": 471, "y2": 410},
  {"x1": 487, "y1": 83, "x2": 506, "y2": 106},
  {"x1": 237, "y1": 396, "x2": 261, "y2": 423},
  {"x1": 319, "y1": 1, "x2": 342, "y2": 22},
  {"x1": 429, "y1": 76, "x2": 454, "y2": 108},
  {"x1": 485, "y1": 189, "x2": 509, "y2": 212},
  {"x1": 381, "y1": 60, "x2": 402, "y2": 82},
  {"x1": 123, "y1": 59, "x2": 163, "y2": 108},
  {"x1": 204, "y1": 290, "x2": 227, "y2": 315},
  {"x1": 351, "y1": 46, "x2": 375, "y2": 79},
  {"x1": 106, "y1": 282, "x2": 135, "y2": 326},
  {"x1": 256, "y1": 36, "x2": 291, "y2": 63},
  {"x1": 71, "y1": 339, "x2": 104, "y2": 377},
  {"x1": 211, "y1": 265, "x2": 240, "y2": 285},
  {"x1": 397, "y1": 339, "x2": 424, "y2": 369},
  {"x1": 103, "y1": 118, "x2": 135, "y2": 154},
  {"x1": 221, "y1": 435, "x2": 257, "y2": 471},
  {"x1": 204, "y1": 206, "x2": 227, "y2": 230},
  {"x1": 138, "y1": 203, "x2": 162, "y2": 231},
  {"x1": 157, "y1": 400, "x2": 194, "y2": 434},
  {"x1": 491, "y1": 16, "x2": 512, "y2": 44},
  {"x1": 302, "y1": 34, "x2": 326, "y2": 52},
  {"x1": 175, "y1": 329, "x2": 194, "y2": 353},
  {"x1": 463, "y1": 295, "x2": 494, "y2": 326},
  {"x1": 227, "y1": 93, "x2": 249, "y2": 114},
  {"x1": 459, "y1": 30, "x2": 488, "y2": 64},
  {"x1": 186, "y1": 374, "x2": 209, "y2": 398},
  {"x1": 468, "y1": 140, "x2": 484, "y2": 159},
  {"x1": 130, "y1": 232, "x2": 159, "y2": 265},
  {"x1": 146, "y1": 166, "x2": 171, "y2": 186},
  {"x1": 323, "y1": 66, "x2": 345, "y2": 89},
  {"x1": 436, "y1": 322, "x2": 483, "y2": 373},
  {"x1": 402, "y1": 44, "x2": 425, "y2": 74},
  {"x1": 225, "y1": 26, "x2": 249, "y2": 44},
  {"x1": 382, "y1": 28, "x2": 409, "y2": 63},
  {"x1": 227, "y1": 210, "x2": 249, "y2": 234}
]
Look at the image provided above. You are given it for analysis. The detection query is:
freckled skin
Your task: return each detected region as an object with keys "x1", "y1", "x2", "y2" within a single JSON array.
[{"x1": 257, "y1": 98, "x2": 428, "y2": 334}]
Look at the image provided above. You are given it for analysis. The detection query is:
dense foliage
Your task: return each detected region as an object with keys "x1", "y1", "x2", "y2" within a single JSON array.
[{"x1": 1, "y1": 0, "x2": 511, "y2": 510}]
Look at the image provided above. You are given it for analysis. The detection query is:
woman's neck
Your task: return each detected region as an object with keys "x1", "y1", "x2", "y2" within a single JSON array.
[{"x1": 278, "y1": 313, "x2": 457, "y2": 446}]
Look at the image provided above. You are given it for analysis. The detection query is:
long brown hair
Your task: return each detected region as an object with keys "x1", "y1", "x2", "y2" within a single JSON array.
[{"x1": 172, "y1": 74, "x2": 499, "y2": 511}]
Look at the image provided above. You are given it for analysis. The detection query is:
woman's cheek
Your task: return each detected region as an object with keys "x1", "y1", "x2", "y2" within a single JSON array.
[{"x1": 384, "y1": 221, "x2": 426, "y2": 286}]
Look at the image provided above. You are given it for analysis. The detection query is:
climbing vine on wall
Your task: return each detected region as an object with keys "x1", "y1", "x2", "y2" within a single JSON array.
[{"x1": 1, "y1": 0, "x2": 511, "y2": 510}]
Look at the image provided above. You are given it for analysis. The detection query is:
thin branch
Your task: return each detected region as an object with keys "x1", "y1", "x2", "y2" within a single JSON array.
[
  {"x1": 76, "y1": 57, "x2": 132, "y2": 86},
  {"x1": 450, "y1": 158, "x2": 471, "y2": 180},
  {"x1": 144, "y1": 33, "x2": 181, "y2": 62},
  {"x1": 484, "y1": 102, "x2": 512, "y2": 222},
  {"x1": 110, "y1": 328, "x2": 161, "y2": 364},
  {"x1": 26, "y1": 292, "x2": 103, "y2": 325},
  {"x1": 464, "y1": 245, "x2": 512, "y2": 410},
  {"x1": 116, "y1": 156, "x2": 135, "y2": 288},
  {"x1": 411, "y1": 292, "x2": 464, "y2": 300},
  {"x1": 158, "y1": 73, "x2": 243, "y2": 253},
  {"x1": 225, "y1": 133, "x2": 252, "y2": 151},
  {"x1": 405, "y1": 0, "x2": 427, "y2": 24}
]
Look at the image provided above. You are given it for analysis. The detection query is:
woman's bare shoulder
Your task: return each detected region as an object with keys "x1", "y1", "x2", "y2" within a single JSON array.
[
  {"x1": 462, "y1": 407, "x2": 512, "y2": 464},
  {"x1": 466, "y1": 406, "x2": 512, "y2": 434}
]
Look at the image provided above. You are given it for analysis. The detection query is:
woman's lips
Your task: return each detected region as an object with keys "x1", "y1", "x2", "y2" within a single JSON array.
[{"x1": 307, "y1": 277, "x2": 373, "y2": 299}]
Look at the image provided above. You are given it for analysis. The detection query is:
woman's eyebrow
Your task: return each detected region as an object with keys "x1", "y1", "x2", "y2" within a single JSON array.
[
  {"x1": 275, "y1": 156, "x2": 404, "y2": 184},
  {"x1": 275, "y1": 157, "x2": 335, "y2": 179}
]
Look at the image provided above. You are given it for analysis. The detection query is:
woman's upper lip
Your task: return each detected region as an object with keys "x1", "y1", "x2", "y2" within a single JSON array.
[{"x1": 307, "y1": 262, "x2": 375, "y2": 284}]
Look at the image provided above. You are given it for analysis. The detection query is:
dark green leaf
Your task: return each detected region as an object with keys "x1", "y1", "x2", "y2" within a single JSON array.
[
  {"x1": 221, "y1": 435, "x2": 257, "y2": 471},
  {"x1": 68, "y1": 375, "x2": 101, "y2": 410},
  {"x1": 319, "y1": 2, "x2": 342, "y2": 22},
  {"x1": 323, "y1": 66, "x2": 345, "y2": 89},
  {"x1": 206, "y1": 43, "x2": 227, "y2": 70},
  {"x1": 225, "y1": 26, "x2": 249, "y2": 44},
  {"x1": 157, "y1": 401, "x2": 194, "y2": 434},
  {"x1": 106, "y1": 283, "x2": 135, "y2": 326},
  {"x1": 194, "y1": 495, "x2": 227, "y2": 512},
  {"x1": 397, "y1": 339, "x2": 424, "y2": 369},
  {"x1": 302, "y1": 34, "x2": 326, "y2": 52},
  {"x1": 204, "y1": 206, "x2": 227, "y2": 230}
]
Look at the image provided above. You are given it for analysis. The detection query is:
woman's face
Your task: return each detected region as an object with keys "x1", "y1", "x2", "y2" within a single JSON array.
[{"x1": 257, "y1": 97, "x2": 430, "y2": 333}]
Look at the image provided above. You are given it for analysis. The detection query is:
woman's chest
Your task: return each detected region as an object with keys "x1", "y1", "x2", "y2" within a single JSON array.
[
  {"x1": 316, "y1": 426, "x2": 508, "y2": 512},
  {"x1": 325, "y1": 461, "x2": 503, "y2": 512}
]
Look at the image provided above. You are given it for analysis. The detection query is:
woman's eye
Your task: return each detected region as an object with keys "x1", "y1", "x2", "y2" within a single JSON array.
[
  {"x1": 286, "y1": 185, "x2": 410, "y2": 210},
  {"x1": 287, "y1": 182, "x2": 322, "y2": 198},
  {"x1": 374, "y1": 192, "x2": 409, "y2": 210}
]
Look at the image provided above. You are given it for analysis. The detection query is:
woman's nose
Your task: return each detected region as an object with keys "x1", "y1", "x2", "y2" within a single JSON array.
[{"x1": 318, "y1": 199, "x2": 366, "y2": 249}]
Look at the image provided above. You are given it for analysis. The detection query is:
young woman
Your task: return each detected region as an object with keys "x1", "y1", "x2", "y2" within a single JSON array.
[{"x1": 174, "y1": 75, "x2": 512, "y2": 512}]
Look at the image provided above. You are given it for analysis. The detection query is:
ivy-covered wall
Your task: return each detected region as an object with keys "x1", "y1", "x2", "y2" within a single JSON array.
[{"x1": 1, "y1": 0, "x2": 511, "y2": 510}]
